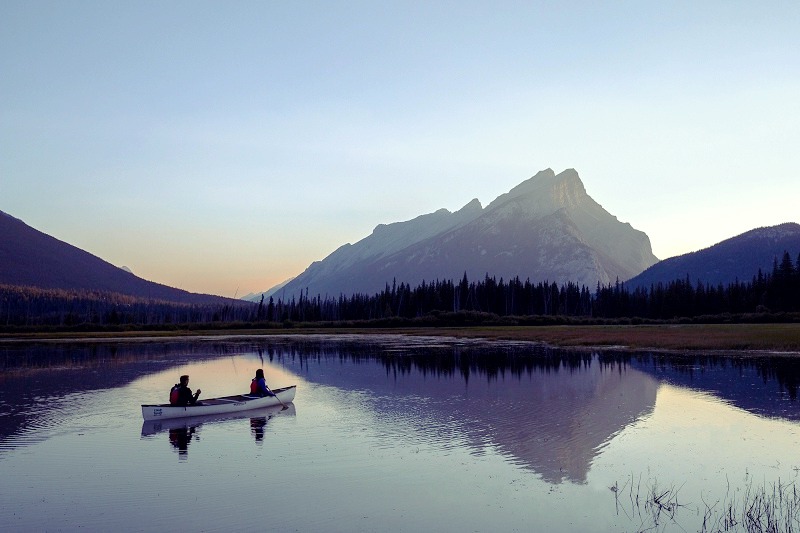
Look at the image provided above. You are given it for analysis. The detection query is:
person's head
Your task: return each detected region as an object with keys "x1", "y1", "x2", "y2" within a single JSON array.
[
  {"x1": 180, "y1": 375, "x2": 189, "y2": 385},
  {"x1": 255, "y1": 369, "x2": 264, "y2": 379}
]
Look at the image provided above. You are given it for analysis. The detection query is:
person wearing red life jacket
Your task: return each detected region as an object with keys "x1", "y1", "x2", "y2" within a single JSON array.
[
  {"x1": 171, "y1": 375, "x2": 201, "y2": 406},
  {"x1": 250, "y1": 368, "x2": 274, "y2": 397}
]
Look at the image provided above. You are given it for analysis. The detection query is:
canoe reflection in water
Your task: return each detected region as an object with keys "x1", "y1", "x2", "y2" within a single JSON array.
[{"x1": 141, "y1": 403, "x2": 296, "y2": 459}]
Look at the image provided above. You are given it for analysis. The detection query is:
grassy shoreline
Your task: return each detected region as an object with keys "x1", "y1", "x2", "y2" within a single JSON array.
[{"x1": 2, "y1": 323, "x2": 800, "y2": 354}]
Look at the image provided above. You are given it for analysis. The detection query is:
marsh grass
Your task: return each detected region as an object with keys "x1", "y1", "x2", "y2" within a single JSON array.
[
  {"x1": 610, "y1": 474, "x2": 688, "y2": 531},
  {"x1": 166, "y1": 322, "x2": 794, "y2": 352},
  {"x1": 612, "y1": 474, "x2": 800, "y2": 532},
  {"x1": 405, "y1": 323, "x2": 800, "y2": 352},
  {"x1": 4, "y1": 323, "x2": 800, "y2": 353}
]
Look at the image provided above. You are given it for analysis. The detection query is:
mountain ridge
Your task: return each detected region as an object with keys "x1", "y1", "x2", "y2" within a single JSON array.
[
  {"x1": 267, "y1": 169, "x2": 659, "y2": 299},
  {"x1": 625, "y1": 222, "x2": 800, "y2": 289},
  {"x1": 0, "y1": 210, "x2": 238, "y2": 305}
]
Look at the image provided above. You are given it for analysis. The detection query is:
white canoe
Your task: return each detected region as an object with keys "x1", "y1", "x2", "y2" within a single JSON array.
[
  {"x1": 141, "y1": 385, "x2": 296, "y2": 421},
  {"x1": 141, "y1": 402, "x2": 295, "y2": 436}
]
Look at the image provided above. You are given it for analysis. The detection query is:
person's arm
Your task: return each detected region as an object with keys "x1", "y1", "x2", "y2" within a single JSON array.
[{"x1": 192, "y1": 388, "x2": 201, "y2": 404}]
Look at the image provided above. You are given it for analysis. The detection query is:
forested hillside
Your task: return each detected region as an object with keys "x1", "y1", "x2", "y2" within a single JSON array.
[
  {"x1": 626, "y1": 222, "x2": 800, "y2": 288},
  {"x1": 3, "y1": 251, "x2": 798, "y2": 328},
  {"x1": 0, "y1": 285, "x2": 254, "y2": 327}
]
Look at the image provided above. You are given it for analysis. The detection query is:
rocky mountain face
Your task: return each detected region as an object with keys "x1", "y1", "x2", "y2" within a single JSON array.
[
  {"x1": 0, "y1": 210, "x2": 234, "y2": 304},
  {"x1": 625, "y1": 222, "x2": 800, "y2": 289},
  {"x1": 270, "y1": 169, "x2": 659, "y2": 299}
]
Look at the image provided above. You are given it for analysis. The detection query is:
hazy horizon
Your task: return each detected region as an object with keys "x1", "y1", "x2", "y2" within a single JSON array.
[{"x1": 3, "y1": 2, "x2": 799, "y2": 297}]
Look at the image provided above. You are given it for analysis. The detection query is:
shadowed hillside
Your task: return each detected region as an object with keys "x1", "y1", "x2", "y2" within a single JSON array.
[
  {"x1": 0, "y1": 210, "x2": 234, "y2": 305},
  {"x1": 626, "y1": 223, "x2": 800, "y2": 289}
]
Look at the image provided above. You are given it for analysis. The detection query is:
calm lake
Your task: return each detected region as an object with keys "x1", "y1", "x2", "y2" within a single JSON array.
[{"x1": 1, "y1": 334, "x2": 799, "y2": 532}]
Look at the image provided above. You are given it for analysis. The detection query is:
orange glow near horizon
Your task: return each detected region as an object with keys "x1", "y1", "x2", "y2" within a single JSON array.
[{"x1": 147, "y1": 354, "x2": 301, "y2": 399}]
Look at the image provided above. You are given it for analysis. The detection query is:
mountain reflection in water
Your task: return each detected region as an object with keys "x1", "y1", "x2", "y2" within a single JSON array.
[
  {"x1": 275, "y1": 341, "x2": 660, "y2": 483},
  {"x1": 262, "y1": 337, "x2": 800, "y2": 484},
  {"x1": 267, "y1": 336, "x2": 800, "y2": 425},
  {"x1": 626, "y1": 352, "x2": 800, "y2": 419},
  {"x1": 3, "y1": 337, "x2": 800, "y2": 533},
  {"x1": 3, "y1": 335, "x2": 799, "y2": 480}
]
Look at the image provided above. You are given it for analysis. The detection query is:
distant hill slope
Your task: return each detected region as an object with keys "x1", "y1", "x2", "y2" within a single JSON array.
[
  {"x1": 243, "y1": 277, "x2": 295, "y2": 302},
  {"x1": 0, "y1": 210, "x2": 237, "y2": 305},
  {"x1": 270, "y1": 169, "x2": 659, "y2": 299},
  {"x1": 625, "y1": 223, "x2": 800, "y2": 289}
]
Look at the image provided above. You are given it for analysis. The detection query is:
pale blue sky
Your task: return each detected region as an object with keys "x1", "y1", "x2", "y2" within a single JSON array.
[{"x1": 2, "y1": 1, "x2": 798, "y2": 296}]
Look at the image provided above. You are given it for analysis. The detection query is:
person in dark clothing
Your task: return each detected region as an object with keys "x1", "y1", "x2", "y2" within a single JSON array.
[
  {"x1": 250, "y1": 368, "x2": 274, "y2": 397},
  {"x1": 176, "y1": 374, "x2": 201, "y2": 406}
]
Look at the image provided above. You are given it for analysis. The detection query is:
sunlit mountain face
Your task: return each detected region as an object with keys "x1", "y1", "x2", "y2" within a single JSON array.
[{"x1": 271, "y1": 169, "x2": 658, "y2": 299}]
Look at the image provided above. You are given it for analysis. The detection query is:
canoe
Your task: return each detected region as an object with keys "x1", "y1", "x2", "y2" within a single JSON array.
[
  {"x1": 141, "y1": 402, "x2": 296, "y2": 436},
  {"x1": 141, "y1": 385, "x2": 296, "y2": 421}
]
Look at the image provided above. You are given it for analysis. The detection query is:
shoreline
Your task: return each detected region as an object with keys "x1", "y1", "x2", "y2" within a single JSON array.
[{"x1": 2, "y1": 323, "x2": 800, "y2": 355}]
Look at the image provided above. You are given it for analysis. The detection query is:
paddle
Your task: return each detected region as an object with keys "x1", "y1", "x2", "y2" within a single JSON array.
[{"x1": 265, "y1": 384, "x2": 287, "y2": 409}]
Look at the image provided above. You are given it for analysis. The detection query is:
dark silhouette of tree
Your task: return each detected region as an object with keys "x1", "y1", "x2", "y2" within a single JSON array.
[{"x1": 2, "y1": 249, "x2": 799, "y2": 328}]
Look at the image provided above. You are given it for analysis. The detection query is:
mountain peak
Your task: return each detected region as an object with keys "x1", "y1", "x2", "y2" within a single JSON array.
[
  {"x1": 268, "y1": 168, "x2": 658, "y2": 297},
  {"x1": 457, "y1": 198, "x2": 483, "y2": 215},
  {"x1": 486, "y1": 169, "x2": 554, "y2": 209},
  {"x1": 738, "y1": 222, "x2": 800, "y2": 242},
  {"x1": 485, "y1": 168, "x2": 590, "y2": 220}
]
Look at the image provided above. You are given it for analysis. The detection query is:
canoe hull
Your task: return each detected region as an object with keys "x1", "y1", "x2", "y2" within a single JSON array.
[
  {"x1": 141, "y1": 403, "x2": 295, "y2": 436},
  {"x1": 141, "y1": 385, "x2": 296, "y2": 421}
]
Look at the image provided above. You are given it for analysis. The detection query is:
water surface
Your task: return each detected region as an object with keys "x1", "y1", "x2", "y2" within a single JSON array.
[{"x1": 1, "y1": 335, "x2": 799, "y2": 532}]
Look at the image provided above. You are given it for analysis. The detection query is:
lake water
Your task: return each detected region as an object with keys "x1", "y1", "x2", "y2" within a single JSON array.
[{"x1": 1, "y1": 334, "x2": 799, "y2": 532}]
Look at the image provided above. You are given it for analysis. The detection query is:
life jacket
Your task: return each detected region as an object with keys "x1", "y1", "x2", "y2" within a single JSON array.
[
  {"x1": 250, "y1": 378, "x2": 258, "y2": 395},
  {"x1": 169, "y1": 384, "x2": 181, "y2": 405}
]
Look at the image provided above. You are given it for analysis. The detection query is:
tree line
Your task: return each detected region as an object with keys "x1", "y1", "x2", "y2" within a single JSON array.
[
  {"x1": 259, "y1": 251, "x2": 800, "y2": 323},
  {"x1": 0, "y1": 284, "x2": 253, "y2": 327},
  {"x1": 2, "y1": 251, "x2": 799, "y2": 329}
]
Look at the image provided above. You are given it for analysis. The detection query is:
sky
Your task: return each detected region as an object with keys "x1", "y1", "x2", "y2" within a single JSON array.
[{"x1": 2, "y1": 1, "x2": 799, "y2": 297}]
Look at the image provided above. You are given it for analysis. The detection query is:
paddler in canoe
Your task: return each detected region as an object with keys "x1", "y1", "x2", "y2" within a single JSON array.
[
  {"x1": 170, "y1": 374, "x2": 202, "y2": 406},
  {"x1": 250, "y1": 368, "x2": 274, "y2": 397},
  {"x1": 250, "y1": 368, "x2": 287, "y2": 408}
]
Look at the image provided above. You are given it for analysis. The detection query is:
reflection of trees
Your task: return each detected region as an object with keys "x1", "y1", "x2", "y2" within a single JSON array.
[
  {"x1": 0, "y1": 340, "x2": 273, "y2": 443},
  {"x1": 627, "y1": 352, "x2": 800, "y2": 419},
  {"x1": 268, "y1": 338, "x2": 800, "y2": 480},
  {"x1": 269, "y1": 338, "x2": 800, "y2": 419},
  {"x1": 1, "y1": 341, "x2": 258, "y2": 375},
  {"x1": 271, "y1": 338, "x2": 598, "y2": 379},
  {"x1": 4, "y1": 334, "x2": 800, "y2": 461},
  {"x1": 273, "y1": 339, "x2": 660, "y2": 483}
]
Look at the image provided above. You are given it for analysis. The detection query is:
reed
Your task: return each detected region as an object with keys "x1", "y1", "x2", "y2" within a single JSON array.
[{"x1": 611, "y1": 474, "x2": 800, "y2": 532}]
